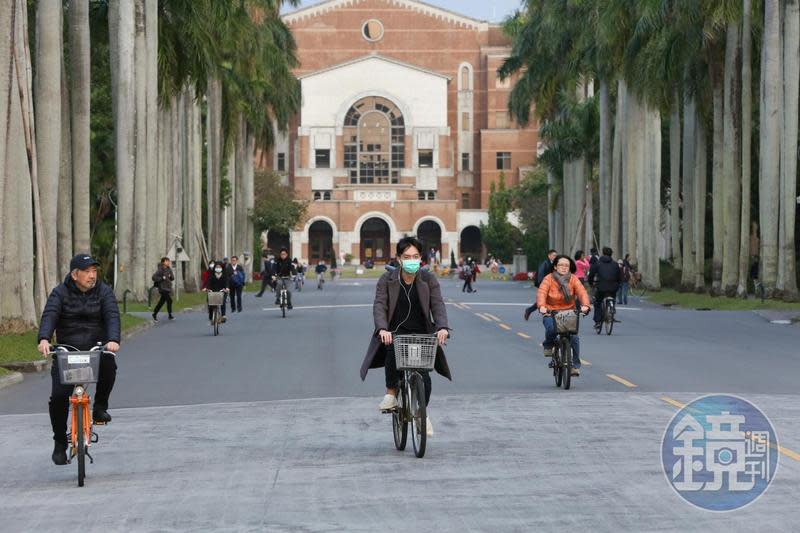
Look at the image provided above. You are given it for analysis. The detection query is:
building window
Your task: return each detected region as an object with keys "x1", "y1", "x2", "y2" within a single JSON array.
[
  {"x1": 362, "y1": 19, "x2": 384, "y2": 42},
  {"x1": 418, "y1": 150, "x2": 433, "y2": 168},
  {"x1": 461, "y1": 66, "x2": 470, "y2": 90},
  {"x1": 277, "y1": 153, "x2": 286, "y2": 172},
  {"x1": 313, "y1": 190, "x2": 331, "y2": 201},
  {"x1": 418, "y1": 190, "x2": 436, "y2": 200},
  {"x1": 496, "y1": 151, "x2": 511, "y2": 170},
  {"x1": 461, "y1": 152, "x2": 470, "y2": 171},
  {"x1": 496, "y1": 75, "x2": 511, "y2": 89},
  {"x1": 495, "y1": 112, "x2": 509, "y2": 129},
  {"x1": 343, "y1": 96, "x2": 404, "y2": 184},
  {"x1": 315, "y1": 149, "x2": 330, "y2": 168},
  {"x1": 461, "y1": 192, "x2": 470, "y2": 209},
  {"x1": 461, "y1": 112, "x2": 470, "y2": 132}
]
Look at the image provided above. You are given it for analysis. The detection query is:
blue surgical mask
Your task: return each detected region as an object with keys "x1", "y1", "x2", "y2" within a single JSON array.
[{"x1": 401, "y1": 259, "x2": 421, "y2": 274}]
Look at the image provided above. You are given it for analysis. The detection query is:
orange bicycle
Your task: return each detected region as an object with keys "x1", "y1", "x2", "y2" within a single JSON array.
[{"x1": 52, "y1": 343, "x2": 112, "y2": 487}]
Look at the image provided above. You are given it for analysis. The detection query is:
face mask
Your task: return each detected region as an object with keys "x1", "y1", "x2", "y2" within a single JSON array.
[
  {"x1": 214, "y1": 268, "x2": 222, "y2": 274},
  {"x1": 401, "y1": 259, "x2": 421, "y2": 274}
]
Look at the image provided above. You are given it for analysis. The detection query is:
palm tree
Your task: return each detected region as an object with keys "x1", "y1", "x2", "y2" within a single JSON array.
[
  {"x1": 722, "y1": 22, "x2": 742, "y2": 296},
  {"x1": 69, "y1": 0, "x2": 91, "y2": 254},
  {"x1": 737, "y1": 0, "x2": 753, "y2": 297}
]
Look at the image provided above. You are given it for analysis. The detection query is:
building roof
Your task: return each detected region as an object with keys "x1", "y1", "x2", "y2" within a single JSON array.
[
  {"x1": 283, "y1": 0, "x2": 491, "y2": 31},
  {"x1": 298, "y1": 53, "x2": 452, "y2": 81}
]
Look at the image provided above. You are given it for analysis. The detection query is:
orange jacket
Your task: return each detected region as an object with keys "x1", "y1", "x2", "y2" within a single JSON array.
[{"x1": 536, "y1": 273, "x2": 591, "y2": 311}]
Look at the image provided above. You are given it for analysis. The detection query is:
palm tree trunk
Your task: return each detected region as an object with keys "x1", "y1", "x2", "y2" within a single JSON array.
[
  {"x1": 722, "y1": 23, "x2": 742, "y2": 296},
  {"x1": 131, "y1": 0, "x2": 150, "y2": 300},
  {"x1": 69, "y1": 0, "x2": 91, "y2": 253},
  {"x1": 109, "y1": 0, "x2": 136, "y2": 297},
  {"x1": 207, "y1": 77, "x2": 223, "y2": 257},
  {"x1": 625, "y1": 91, "x2": 641, "y2": 268},
  {"x1": 780, "y1": 0, "x2": 799, "y2": 299},
  {"x1": 34, "y1": 0, "x2": 62, "y2": 291},
  {"x1": 760, "y1": 0, "x2": 782, "y2": 296},
  {"x1": 145, "y1": 0, "x2": 160, "y2": 281},
  {"x1": 694, "y1": 122, "x2": 708, "y2": 292},
  {"x1": 680, "y1": 97, "x2": 697, "y2": 290},
  {"x1": 599, "y1": 79, "x2": 612, "y2": 249},
  {"x1": 737, "y1": 0, "x2": 754, "y2": 297},
  {"x1": 640, "y1": 103, "x2": 661, "y2": 289},
  {"x1": 610, "y1": 80, "x2": 625, "y2": 258},
  {"x1": 57, "y1": 58, "x2": 73, "y2": 275},
  {"x1": 183, "y1": 87, "x2": 203, "y2": 291},
  {"x1": 711, "y1": 68, "x2": 724, "y2": 294},
  {"x1": 547, "y1": 170, "x2": 556, "y2": 249},
  {"x1": 669, "y1": 89, "x2": 682, "y2": 267}
]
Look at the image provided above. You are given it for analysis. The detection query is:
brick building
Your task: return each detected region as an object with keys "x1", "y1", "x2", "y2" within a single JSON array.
[{"x1": 264, "y1": 0, "x2": 539, "y2": 264}]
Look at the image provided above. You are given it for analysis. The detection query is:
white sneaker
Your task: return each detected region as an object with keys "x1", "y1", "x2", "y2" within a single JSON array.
[
  {"x1": 379, "y1": 394, "x2": 398, "y2": 411},
  {"x1": 426, "y1": 416, "x2": 434, "y2": 437}
]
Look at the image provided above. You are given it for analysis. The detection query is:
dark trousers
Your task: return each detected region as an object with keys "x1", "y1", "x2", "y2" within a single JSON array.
[
  {"x1": 231, "y1": 286, "x2": 243, "y2": 311},
  {"x1": 153, "y1": 291, "x2": 173, "y2": 316},
  {"x1": 384, "y1": 345, "x2": 432, "y2": 406},
  {"x1": 462, "y1": 277, "x2": 473, "y2": 292},
  {"x1": 49, "y1": 353, "x2": 117, "y2": 444},
  {"x1": 208, "y1": 294, "x2": 227, "y2": 320},
  {"x1": 256, "y1": 276, "x2": 273, "y2": 296},
  {"x1": 593, "y1": 289, "x2": 617, "y2": 323}
]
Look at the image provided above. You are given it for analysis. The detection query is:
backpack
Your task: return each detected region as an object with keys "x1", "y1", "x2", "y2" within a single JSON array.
[{"x1": 232, "y1": 269, "x2": 245, "y2": 288}]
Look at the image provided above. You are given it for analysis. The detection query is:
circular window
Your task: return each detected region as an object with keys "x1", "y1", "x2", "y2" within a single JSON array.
[{"x1": 362, "y1": 19, "x2": 384, "y2": 42}]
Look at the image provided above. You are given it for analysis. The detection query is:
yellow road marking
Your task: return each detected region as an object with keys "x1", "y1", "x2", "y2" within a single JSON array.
[
  {"x1": 484, "y1": 313, "x2": 502, "y2": 322},
  {"x1": 606, "y1": 374, "x2": 637, "y2": 388},
  {"x1": 580, "y1": 359, "x2": 592, "y2": 366},
  {"x1": 517, "y1": 332, "x2": 531, "y2": 339},
  {"x1": 475, "y1": 313, "x2": 492, "y2": 322},
  {"x1": 498, "y1": 323, "x2": 511, "y2": 330},
  {"x1": 452, "y1": 303, "x2": 465, "y2": 310},
  {"x1": 461, "y1": 303, "x2": 471, "y2": 309},
  {"x1": 659, "y1": 396, "x2": 800, "y2": 462}
]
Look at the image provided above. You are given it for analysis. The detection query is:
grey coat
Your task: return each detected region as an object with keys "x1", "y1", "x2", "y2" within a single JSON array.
[
  {"x1": 360, "y1": 268, "x2": 451, "y2": 381},
  {"x1": 152, "y1": 266, "x2": 174, "y2": 293}
]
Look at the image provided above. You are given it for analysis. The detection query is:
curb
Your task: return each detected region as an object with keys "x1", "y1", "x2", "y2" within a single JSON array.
[
  {"x1": 0, "y1": 371, "x2": 23, "y2": 390},
  {"x1": 1, "y1": 359, "x2": 50, "y2": 373}
]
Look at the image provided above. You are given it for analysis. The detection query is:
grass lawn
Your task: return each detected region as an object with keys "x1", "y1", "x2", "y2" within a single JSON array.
[
  {"x1": 0, "y1": 313, "x2": 147, "y2": 366},
  {"x1": 644, "y1": 289, "x2": 800, "y2": 313},
  {"x1": 0, "y1": 366, "x2": 11, "y2": 377}
]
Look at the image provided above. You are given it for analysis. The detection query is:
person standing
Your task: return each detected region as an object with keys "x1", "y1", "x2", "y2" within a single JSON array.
[
  {"x1": 201, "y1": 260, "x2": 214, "y2": 288},
  {"x1": 151, "y1": 257, "x2": 175, "y2": 321},
  {"x1": 617, "y1": 258, "x2": 630, "y2": 305},
  {"x1": 229, "y1": 255, "x2": 245, "y2": 312},
  {"x1": 37, "y1": 254, "x2": 121, "y2": 465},
  {"x1": 589, "y1": 248, "x2": 600, "y2": 267}
]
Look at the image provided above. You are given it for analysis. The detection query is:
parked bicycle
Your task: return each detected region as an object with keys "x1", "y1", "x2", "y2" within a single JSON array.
[
  {"x1": 595, "y1": 296, "x2": 616, "y2": 336},
  {"x1": 50, "y1": 343, "x2": 112, "y2": 487},
  {"x1": 207, "y1": 290, "x2": 226, "y2": 336},
  {"x1": 545, "y1": 310, "x2": 585, "y2": 390},
  {"x1": 385, "y1": 333, "x2": 447, "y2": 458}
]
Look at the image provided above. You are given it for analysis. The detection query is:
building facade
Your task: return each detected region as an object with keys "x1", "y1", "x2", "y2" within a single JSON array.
[{"x1": 265, "y1": 0, "x2": 539, "y2": 264}]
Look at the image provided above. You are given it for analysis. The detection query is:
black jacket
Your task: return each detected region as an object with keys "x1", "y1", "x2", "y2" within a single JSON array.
[
  {"x1": 38, "y1": 275, "x2": 121, "y2": 350},
  {"x1": 273, "y1": 257, "x2": 296, "y2": 278},
  {"x1": 152, "y1": 266, "x2": 174, "y2": 293},
  {"x1": 588, "y1": 255, "x2": 622, "y2": 292},
  {"x1": 204, "y1": 272, "x2": 229, "y2": 292},
  {"x1": 535, "y1": 258, "x2": 553, "y2": 287}
]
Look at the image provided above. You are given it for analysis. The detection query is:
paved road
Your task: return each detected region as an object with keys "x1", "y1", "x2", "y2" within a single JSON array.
[{"x1": 1, "y1": 277, "x2": 799, "y2": 531}]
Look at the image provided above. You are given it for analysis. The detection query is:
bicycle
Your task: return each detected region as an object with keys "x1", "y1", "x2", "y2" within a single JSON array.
[
  {"x1": 629, "y1": 272, "x2": 646, "y2": 297},
  {"x1": 595, "y1": 296, "x2": 616, "y2": 336},
  {"x1": 276, "y1": 276, "x2": 292, "y2": 318},
  {"x1": 316, "y1": 273, "x2": 325, "y2": 290},
  {"x1": 545, "y1": 310, "x2": 585, "y2": 390},
  {"x1": 207, "y1": 290, "x2": 226, "y2": 336},
  {"x1": 386, "y1": 333, "x2": 445, "y2": 458},
  {"x1": 50, "y1": 343, "x2": 112, "y2": 487},
  {"x1": 294, "y1": 271, "x2": 305, "y2": 291}
]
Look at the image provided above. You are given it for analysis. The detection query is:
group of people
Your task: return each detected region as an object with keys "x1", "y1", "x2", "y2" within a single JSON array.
[
  {"x1": 199, "y1": 255, "x2": 247, "y2": 324},
  {"x1": 458, "y1": 256, "x2": 480, "y2": 293}
]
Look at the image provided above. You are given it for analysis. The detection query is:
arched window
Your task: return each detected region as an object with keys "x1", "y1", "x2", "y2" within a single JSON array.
[{"x1": 343, "y1": 96, "x2": 405, "y2": 184}]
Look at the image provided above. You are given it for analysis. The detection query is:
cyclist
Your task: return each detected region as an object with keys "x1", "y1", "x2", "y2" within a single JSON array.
[
  {"x1": 272, "y1": 247, "x2": 296, "y2": 309},
  {"x1": 202, "y1": 261, "x2": 229, "y2": 324},
  {"x1": 535, "y1": 254, "x2": 590, "y2": 377},
  {"x1": 37, "y1": 254, "x2": 121, "y2": 466},
  {"x1": 360, "y1": 236, "x2": 450, "y2": 437},
  {"x1": 587, "y1": 247, "x2": 622, "y2": 332},
  {"x1": 315, "y1": 259, "x2": 328, "y2": 290}
]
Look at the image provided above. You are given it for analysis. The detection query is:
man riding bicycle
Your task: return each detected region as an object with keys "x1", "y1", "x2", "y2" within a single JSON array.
[
  {"x1": 531, "y1": 254, "x2": 590, "y2": 377},
  {"x1": 272, "y1": 247, "x2": 296, "y2": 309},
  {"x1": 360, "y1": 236, "x2": 450, "y2": 437},
  {"x1": 37, "y1": 254, "x2": 121, "y2": 466},
  {"x1": 315, "y1": 259, "x2": 328, "y2": 290},
  {"x1": 587, "y1": 247, "x2": 622, "y2": 332}
]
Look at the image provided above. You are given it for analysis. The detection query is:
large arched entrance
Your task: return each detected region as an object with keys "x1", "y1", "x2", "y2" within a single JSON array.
[
  {"x1": 460, "y1": 226, "x2": 482, "y2": 260},
  {"x1": 417, "y1": 220, "x2": 442, "y2": 262},
  {"x1": 308, "y1": 220, "x2": 334, "y2": 262},
  {"x1": 360, "y1": 217, "x2": 390, "y2": 264}
]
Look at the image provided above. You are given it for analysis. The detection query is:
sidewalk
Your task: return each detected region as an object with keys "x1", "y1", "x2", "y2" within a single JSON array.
[{"x1": 1, "y1": 393, "x2": 797, "y2": 532}]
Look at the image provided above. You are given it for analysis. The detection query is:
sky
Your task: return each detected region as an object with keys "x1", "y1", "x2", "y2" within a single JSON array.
[{"x1": 281, "y1": 0, "x2": 524, "y2": 23}]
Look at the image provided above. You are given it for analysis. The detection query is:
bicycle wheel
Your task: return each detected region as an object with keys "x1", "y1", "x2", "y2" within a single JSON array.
[
  {"x1": 633, "y1": 283, "x2": 647, "y2": 297},
  {"x1": 562, "y1": 338, "x2": 572, "y2": 390},
  {"x1": 605, "y1": 303, "x2": 614, "y2": 336},
  {"x1": 392, "y1": 383, "x2": 408, "y2": 451},
  {"x1": 76, "y1": 402, "x2": 86, "y2": 487},
  {"x1": 409, "y1": 373, "x2": 427, "y2": 458},
  {"x1": 553, "y1": 345, "x2": 563, "y2": 387},
  {"x1": 213, "y1": 309, "x2": 219, "y2": 336},
  {"x1": 281, "y1": 303, "x2": 286, "y2": 318}
]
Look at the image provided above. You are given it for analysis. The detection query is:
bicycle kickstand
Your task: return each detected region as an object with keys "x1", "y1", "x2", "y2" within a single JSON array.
[{"x1": 86, "y1": 450, "x2": 94, "y2": 464}]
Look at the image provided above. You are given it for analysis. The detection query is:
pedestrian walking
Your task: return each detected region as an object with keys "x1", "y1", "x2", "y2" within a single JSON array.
[
  {"x1": 229, "y1": 255, "x2": 246, "y2": 312},
  {"x1": 574, "y1": 250, "x2": 590, "y2": 285},
  {"x1": 535, "y1": 249, "x2": 557, "y2": 288},
  {"x1": 255, "y1": 254, "x2": 275, "y2": 297},
  {"x1": 151, "y1": 257, "x2": 175, "y2": 321},
  {"x1": 462, "y1": 259, "x2": 475, "y2": 293}
]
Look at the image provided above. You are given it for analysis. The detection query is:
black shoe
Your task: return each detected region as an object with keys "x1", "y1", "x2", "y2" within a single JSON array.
[
  {"x1": 93, "y1": 409, "x2": 112, "y2": 424},
  {"x1": 168, "y1": 315, "x2": 175, "y2": 321},
  {"x1": 594, "y1": 322, "x2": 601, "y2": 332},
  {"x1": 152, "y1": 313, "x2": 158, "y2": 322},
  {"x1": 287, "y1": 304, "x2": 293, "y2": 310},
  {"x1": 524, "y1": 306, "x2": 534, "y2": 321},
  {"x1": 52, "y1": 441, "x2": 68, "y2": 465},
  {"x1": 255, "y1": 293, "x2": 263, "y2": 298}
]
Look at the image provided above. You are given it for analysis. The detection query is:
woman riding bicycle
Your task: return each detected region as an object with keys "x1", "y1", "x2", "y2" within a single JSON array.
[
  {"x1": 202, "y1": 261, "x2": 229, "y2": 324},
  {"x1": 360, "y1": 236, "x2": 450, "y2": 437},
  {"x1": 535, "y1": 255, "x2": 590, "y2": 377}
]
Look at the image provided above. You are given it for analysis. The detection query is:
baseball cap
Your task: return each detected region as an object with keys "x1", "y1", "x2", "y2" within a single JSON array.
[{"x1": 70, "y1": 253, "x2": 100, "y2": 271}]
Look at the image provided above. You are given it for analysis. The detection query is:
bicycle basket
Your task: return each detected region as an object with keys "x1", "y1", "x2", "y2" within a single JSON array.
[
  {"x1": 393, "y1": 334, "x2": 437, "y2": 370},
  {"x1": 554, "y1": 311, "x2": 579, "y2": 334},
  {"x1": 207, "y1": 292, "x2": 224, "y2": 306},
  {"x1": 56, "y1": 351, "x2": 101, "y2": 385}
]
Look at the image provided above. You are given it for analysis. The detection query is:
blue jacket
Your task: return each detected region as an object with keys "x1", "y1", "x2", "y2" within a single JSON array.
[{"x1": 38, "y1": 275, "x2": 121, "y2": 350}]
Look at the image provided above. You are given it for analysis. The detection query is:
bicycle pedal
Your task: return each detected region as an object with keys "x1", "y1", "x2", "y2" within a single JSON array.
[
  {"x1": 93, "y1": 420, "x2": 108, "y2": 426},
  {"x1": 380, "y1": 407, "x2": 398, "y2": 414}
]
